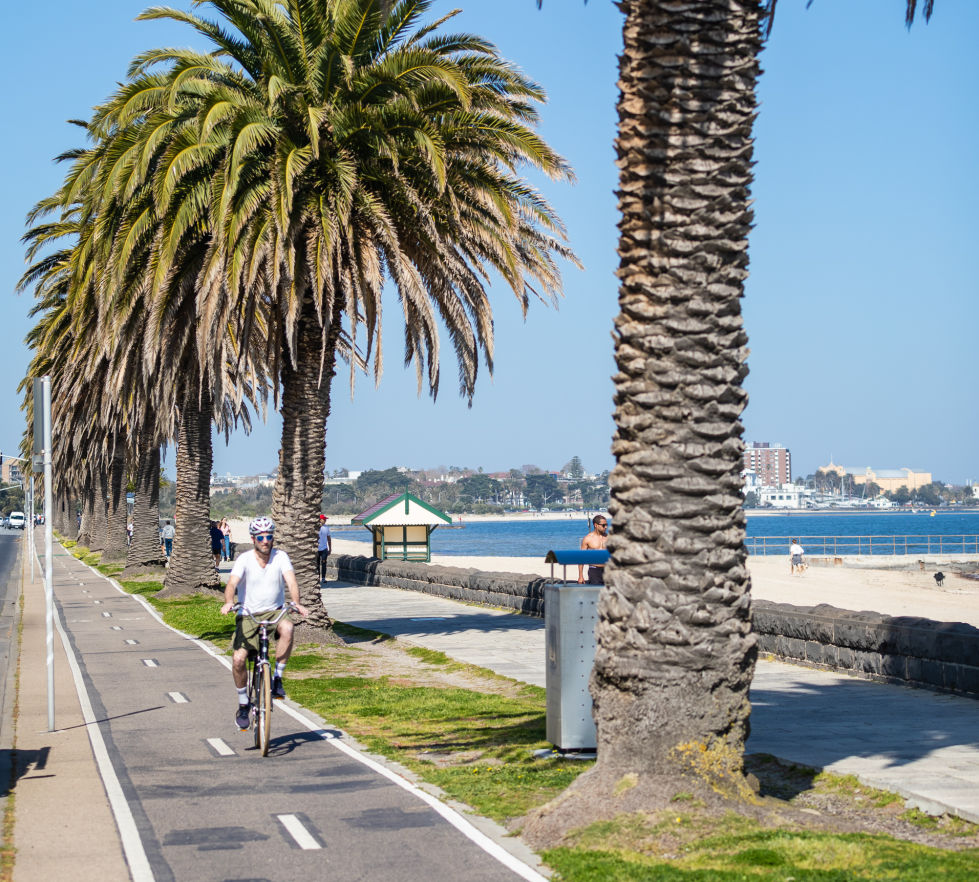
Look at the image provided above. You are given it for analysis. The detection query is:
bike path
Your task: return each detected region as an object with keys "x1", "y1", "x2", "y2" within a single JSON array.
[{"x1": 15, "y1": 542, "x2": 545, "y2": 882}]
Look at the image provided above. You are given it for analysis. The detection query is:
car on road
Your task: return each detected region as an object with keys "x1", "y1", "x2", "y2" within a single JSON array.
[{"x1": 8, "y1": 512, "x2": 25, "y2": 530}]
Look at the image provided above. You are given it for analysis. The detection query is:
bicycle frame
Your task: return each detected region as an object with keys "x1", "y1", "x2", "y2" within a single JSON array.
[{"x1": 233, "y1": 604, "x2": 294, "y2": 754}]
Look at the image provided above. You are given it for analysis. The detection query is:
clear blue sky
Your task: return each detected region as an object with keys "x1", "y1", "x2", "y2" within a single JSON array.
[{"x1": 3, "y1": 1, "x2": 976, "y2": 483}]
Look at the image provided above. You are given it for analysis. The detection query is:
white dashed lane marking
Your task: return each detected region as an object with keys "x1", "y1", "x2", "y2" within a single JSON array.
[
  {"x1": 141, "y1": 659, "x2": 159, "y2": 668},
  {"x1": 167, "y1": 692, "x2": 189, "y2": 704},
  {"x1": 206, "y1": 738, "x2": 235, "y2": 757},
  {"x1": 277, "y1": 814, "x2": 322, "y2": 850}
]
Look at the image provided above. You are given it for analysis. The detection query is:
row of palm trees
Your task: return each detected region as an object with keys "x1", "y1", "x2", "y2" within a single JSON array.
[{"x1": 18, "y1": 0, "x2": 576, "y2": 626}]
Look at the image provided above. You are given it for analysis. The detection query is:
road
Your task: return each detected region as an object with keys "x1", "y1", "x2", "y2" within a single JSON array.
[
  {"x1": 0, "y1": 531, "x2": 21, "y2": 808},
  {"x1": 23, "y1": 540, "x2": 542, "y2": 882}
]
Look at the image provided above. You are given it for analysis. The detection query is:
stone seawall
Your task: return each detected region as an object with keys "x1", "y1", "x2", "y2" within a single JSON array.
[
  {"x1": 752, "y1": 600, "x2": 979, "y2": 696},
  {"x1": 328, "y1": 554, "x2": 547, "y2": 616},
  {"x1": 327, "y1": 554, "x2": 979, "y2": 697}
]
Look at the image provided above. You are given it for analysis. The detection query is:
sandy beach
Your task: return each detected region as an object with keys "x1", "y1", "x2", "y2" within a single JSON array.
[{"x1": 226, "y1": 518, "x2": 979, "y2": 628}]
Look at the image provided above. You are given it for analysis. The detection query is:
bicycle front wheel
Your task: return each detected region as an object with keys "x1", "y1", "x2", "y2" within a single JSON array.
[{"x1": 256, "y1": 664, "x2": 272, "y2": 756}]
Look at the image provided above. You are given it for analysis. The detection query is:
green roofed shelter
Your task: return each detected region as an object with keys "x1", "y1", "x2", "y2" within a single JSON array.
[{"x1": 351, "y1": 492, "x2": 452, "y2": 562}]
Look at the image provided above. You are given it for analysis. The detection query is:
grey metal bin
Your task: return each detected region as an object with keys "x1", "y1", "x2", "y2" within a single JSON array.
[{"x1": 544, "y1": 549, "x2": 609, "y2": 751}]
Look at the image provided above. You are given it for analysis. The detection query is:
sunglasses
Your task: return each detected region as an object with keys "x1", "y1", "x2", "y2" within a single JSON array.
[{"x1": 253, "y1": 533, "x2": 274, "y2": 542}]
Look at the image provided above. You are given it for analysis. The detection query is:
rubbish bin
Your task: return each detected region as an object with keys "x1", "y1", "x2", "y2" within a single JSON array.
[{"x1": 543, "y1": 549, "x2": 609, "y2": 751}]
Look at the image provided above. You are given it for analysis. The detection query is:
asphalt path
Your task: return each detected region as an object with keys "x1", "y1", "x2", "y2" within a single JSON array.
[
  {"x1": 0, "y1": 531, "x2": 22, "y2": 797},
  {"x1": 47, "y1": 545, "x2": 540, "y2": 882}
]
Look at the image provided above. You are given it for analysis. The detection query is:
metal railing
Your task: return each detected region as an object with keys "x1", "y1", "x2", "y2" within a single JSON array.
[{"x1": 745, "y1": 535, "x2": 979, "y2": 556}]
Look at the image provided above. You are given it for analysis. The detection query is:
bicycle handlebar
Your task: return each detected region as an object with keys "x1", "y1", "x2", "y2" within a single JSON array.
[{"x1": 231, "y1": 602, "x2": 297, "y2": 626}]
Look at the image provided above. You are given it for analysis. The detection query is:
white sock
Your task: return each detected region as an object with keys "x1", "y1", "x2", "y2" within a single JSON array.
[
  {"x1": 275, "y1": 662, "x2": 286, "y2": 678},
  {"x1": 237, "y1": 687, "x2": 248, "y2": 705}
]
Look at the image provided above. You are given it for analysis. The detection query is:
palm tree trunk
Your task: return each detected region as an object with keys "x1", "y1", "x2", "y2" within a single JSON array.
[
  {"x1": 77, "y1": 469, "x2": 102, "y2": 550},
  {"x1": 599, "y1": 0, "x2": 760, "y2": 777},
  {"x1": 124, "y1": 433, "x2": 163, "y2": 575},
  {"x1": 102, "y1": 438, "x2": 129, "y2": 564},
  {"x1": 61, "y1": 484, "x2": 78, "y2": 541},
  {"x1": 526, "y1": 0, "x2": 762, "y2": 842},
  {"x1": 162, "y1": 380, "x2": 218, "y2": 595},
  {"x1": 88, "y1": 468, "x2": 110, "y2": 552},
  {"x1": 272, "y1": 291, "x2": 343, "y2": 639}
]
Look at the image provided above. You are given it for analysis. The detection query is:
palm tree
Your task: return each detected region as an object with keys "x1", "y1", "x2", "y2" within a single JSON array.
[
  {"x1": 524, "y1": 0, "x2": 938, "y2": 838},
  {"x1": 106, "y1": 0, "x2": 577, "y2": 632}
]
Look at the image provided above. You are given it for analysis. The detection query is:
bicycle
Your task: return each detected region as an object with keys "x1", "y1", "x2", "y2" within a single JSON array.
[{"x1": 233, "y1": 603, "x2": 295, "y2": 756}]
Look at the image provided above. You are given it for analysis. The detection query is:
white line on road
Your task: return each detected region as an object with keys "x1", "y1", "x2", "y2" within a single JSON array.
[
  {"x1": 101, "y1": 612, "x2": 112, "y2": 618},
  {"x1": 141, "y1": 659, "x2": 158, "y2": 668},
  {"x1": 206, "y1": 738, "x2": 235, "y2": 757},
  {"x1": 276, "y1": 815, "x2": 321, "y2": 850},
  {"x1": 124, "y1": 639, "x2": 138, "y2": 645},
  {"x1": 111, "y1": 626, "x2": 123, "y2": 631},
  {"x1": 167, "y1": 692, "x2": 188, "y2": 704},
  {"x1": 93, "y1": 600, "x2": 103, "y2": 604}
]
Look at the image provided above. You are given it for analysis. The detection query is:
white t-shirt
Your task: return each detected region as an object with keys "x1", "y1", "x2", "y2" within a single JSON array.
[
  {"x1": 230, "y1": 548, "x2": 294, "y2": 613},
  {"x1": 790, "y1": 543, "x2": 805, "y2": 557},
  {"x1": 318, "y1": 524, "x2": 332, "y2": 552}
]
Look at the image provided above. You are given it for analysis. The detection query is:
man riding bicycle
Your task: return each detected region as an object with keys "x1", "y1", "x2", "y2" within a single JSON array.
[{"x1": 221, "y1": 516, "x2": 309, "y2": 730}]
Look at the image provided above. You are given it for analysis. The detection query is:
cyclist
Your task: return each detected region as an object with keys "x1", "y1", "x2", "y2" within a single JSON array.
[{"x1": 221, "y1": 516, "x2": 309, "y2": 730}]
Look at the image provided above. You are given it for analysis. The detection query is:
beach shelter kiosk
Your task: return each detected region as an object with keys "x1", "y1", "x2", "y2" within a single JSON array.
[{"x1": 351, "y1": 493, "x2": 452, "y2": 562}]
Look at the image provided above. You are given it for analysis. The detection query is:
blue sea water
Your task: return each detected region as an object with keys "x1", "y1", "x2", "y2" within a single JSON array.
[{"x1": 334, "y1": 510, "x2": 979, "y2": 559}]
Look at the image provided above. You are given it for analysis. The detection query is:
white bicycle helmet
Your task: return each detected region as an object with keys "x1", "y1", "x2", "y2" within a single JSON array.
[{"x1": 248, "y1": 515, "x2": 275, "y2": 536}]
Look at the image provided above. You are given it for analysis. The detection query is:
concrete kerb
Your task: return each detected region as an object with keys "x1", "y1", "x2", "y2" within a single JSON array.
[{"x1": 53, "y1": 546, "x2": 553, "y2": 882}]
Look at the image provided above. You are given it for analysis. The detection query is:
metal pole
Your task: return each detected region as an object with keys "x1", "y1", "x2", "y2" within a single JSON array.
[
  {"x1": 42, "y1": 377, "x2": 55, "y2": 732},
  {"x1": 30, "y1": 476, "x2": 35, "y2": 583}
]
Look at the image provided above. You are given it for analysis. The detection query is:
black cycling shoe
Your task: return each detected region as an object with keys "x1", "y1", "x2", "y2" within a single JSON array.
[
  {"x1": 235, "y1": 702, "x2": 251, "y2": 730},
  {"x1": 272, "y1": 676, "x2": 286, "y2": 700}
]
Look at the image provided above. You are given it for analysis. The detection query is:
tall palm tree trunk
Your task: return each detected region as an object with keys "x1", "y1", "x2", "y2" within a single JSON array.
[
  {"x1": 102, "y1": 438, "x2": 129, "y2": 564},
  {"x1": 162, "y1": 381, "x2": 218, "y2": 595},
  {"x1": 527, "y1": 0, "x2": 762, "y2": 842},
  {"x1": 272, "y1": 292, "x2": 343, "y2": 637},
  {"x1": 89, "y1": 468, "x2": 110, "y2": 552},
  {"x1": 597, "y1": 0, "x2": 760, "y2": 779},
  {"x1": 124, "y1": 435, "x2": 163, "y2": 575}
]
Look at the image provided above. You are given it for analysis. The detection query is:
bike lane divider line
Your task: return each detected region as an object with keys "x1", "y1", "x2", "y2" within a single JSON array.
[
  {"x1": 125, "y1": 639, "x2": 139, "y2": 644},
  {"x1": 50, "y1": 584, "x2": 156, "y2": 882},
  {"x1": 205, "y1": 738, "x2": 236, "y2": 757},
  {"x1": 276, "y1": 814, "x2": 323, "y2": 850},
  {"x1": 141, "y1": 659, "x2": 159, "y2": 668},
  {"x1": 166, "y1": 692, "x2": 189, "y2": 704},
  {"x1": 68, "y1": 555, "x2": 550, "y2": 882}
]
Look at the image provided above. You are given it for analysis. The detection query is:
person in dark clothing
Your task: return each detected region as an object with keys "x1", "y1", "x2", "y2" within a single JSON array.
[{"x1": 210, "y1": 520, "x2": 225, "y2": 572}]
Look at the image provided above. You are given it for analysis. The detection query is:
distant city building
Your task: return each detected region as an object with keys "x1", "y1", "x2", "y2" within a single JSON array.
[
  {"x1": 819, "y1": 462, "x2": 931, "y2": 495},
  {"x1": 743, "y1": 442, "x2": 791, "y2": 489},
  {"x1": 759, "y1": 483, "x2": 813, "y2": 509},
  {"x1": 1, "y1": 460, "x2": 23, "y2": 486}
]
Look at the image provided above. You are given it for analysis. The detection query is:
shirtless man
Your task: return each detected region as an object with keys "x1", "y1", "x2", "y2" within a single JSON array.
[{"x1": 577, "y1": 515, "x2": 609, "y2": 584}]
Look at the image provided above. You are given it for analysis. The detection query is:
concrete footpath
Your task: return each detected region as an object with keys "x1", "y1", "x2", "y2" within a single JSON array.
[{"x1": 322, "y1": 580, "x2": 979, "y2": 824}]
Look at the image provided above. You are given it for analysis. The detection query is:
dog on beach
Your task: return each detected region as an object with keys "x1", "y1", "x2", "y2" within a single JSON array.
[{"x1": 934, "y1": 571, "x2": 945, "y2": 587}]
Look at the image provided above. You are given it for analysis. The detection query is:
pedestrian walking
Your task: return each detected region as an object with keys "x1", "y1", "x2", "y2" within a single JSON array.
[
  {"x1": 790, "y1": 539, "x2": 806, "y2": 575},
  {"x1": 220, "y1": 517, "x2": 232, "y2": 561},
  {"x1": 317, "y1": 514, "x2": 332, "y2": 582}
]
